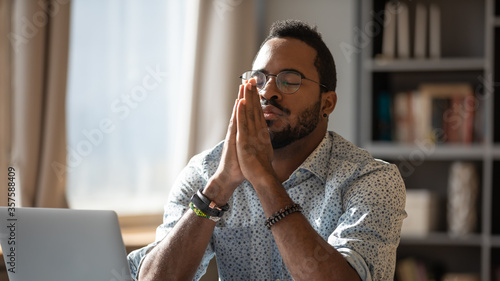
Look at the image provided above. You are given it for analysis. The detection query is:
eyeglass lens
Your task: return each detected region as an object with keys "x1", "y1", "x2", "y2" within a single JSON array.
[{"x1": 241, "y1": 71, "x2": 302, "y2": 94}]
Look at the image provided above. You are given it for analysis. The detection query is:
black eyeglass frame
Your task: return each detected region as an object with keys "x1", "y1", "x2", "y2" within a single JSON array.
[{"x1": 239, "y1": 70, "x2": 329, "y2": 94}]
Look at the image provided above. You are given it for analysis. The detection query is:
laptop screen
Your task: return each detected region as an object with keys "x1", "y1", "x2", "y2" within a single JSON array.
[{"x1": 0, "y1": 207, "x2": 132, "y2": 281}]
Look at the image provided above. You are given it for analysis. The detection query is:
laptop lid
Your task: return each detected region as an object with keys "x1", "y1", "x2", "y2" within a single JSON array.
[{"x1": 0, "y1": 207, "x2": 132, "y2": 281}]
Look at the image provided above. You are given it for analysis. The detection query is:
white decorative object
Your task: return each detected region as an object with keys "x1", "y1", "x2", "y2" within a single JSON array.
[
  {"x1": 447, "y1": 161, "x2": 479, "y2": 236},
  {"x1": 401, "y1": 189, "x2": 439, "y2": 237}
]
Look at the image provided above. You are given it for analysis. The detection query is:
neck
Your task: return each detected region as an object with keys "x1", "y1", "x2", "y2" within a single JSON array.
[{"x1": 271, "y1": 124, "x2": 327, "y2": 183}]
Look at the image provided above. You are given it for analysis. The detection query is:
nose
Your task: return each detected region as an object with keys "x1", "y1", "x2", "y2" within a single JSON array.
[{"x1": 259, "y1": 76, "x2": 282, "y2": 101}]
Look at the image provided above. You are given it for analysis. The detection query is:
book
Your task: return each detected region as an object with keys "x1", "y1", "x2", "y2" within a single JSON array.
[
  {"x1": 431, "y1": 98, "x2": 449, "y2": 143},
  {"x1": 391, "y1": 84, "x2": 476, "y2": 145},
  {"x1": 396, "y1": 1, "x2": 410, "y2": 58},
  {"x1": 414, "y1": 3, "x2": 428, "y2": 59},
  {"x1": 410, "y1": 91, "x2": 424, "y2": 142},
  {"x1": 444, "y1": 97, "x2": 464, "y2": 143},
  {"x1": 473, "y1": 94, "x2": 485, "y2": 143},
  {"x1": 429, "y1": 3, "x2": 441, "y2": 58},
  {"x1": 393, "y1": 91, "x2": 424, "y2": 143},
  {"x1": 394, "y1": 91, "x2": 412, "y2": 143},
  {"x1": 376, "y1": 91, "x2": 393, "y2": 141},
  {"x1": 381, "y1": 1, "x2": 397, "y2": 59},
  {"x1": 462, "y1": 95, "x2": 475, "y2": 144}
]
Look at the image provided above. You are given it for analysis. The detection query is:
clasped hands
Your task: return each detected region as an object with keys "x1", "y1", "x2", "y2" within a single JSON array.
[{"x1": 209, "y1": 79, "x2": 277, "y2": 203}]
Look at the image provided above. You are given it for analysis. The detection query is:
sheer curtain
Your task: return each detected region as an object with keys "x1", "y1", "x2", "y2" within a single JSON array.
[
  {"x1": 66, "y1": 0, "x2": 257, "y2": 215},
  {"x1": 66, "y1": 0, "x2": 191, "y2": 214}
]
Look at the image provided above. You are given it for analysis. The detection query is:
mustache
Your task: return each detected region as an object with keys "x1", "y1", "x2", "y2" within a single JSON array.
[{"x1": 260, "y1": 98, "x2": 291, "y2": 116}]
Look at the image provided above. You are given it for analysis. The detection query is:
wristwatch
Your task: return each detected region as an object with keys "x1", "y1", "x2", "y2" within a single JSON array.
[{"x1": 191, "y1": 190, "x2": 229, "y2": 218}]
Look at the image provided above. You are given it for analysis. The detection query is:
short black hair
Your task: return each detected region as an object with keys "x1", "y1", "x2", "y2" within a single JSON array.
[{"x1": 259, "y1": 19, "x2": 336, "y2": 92}]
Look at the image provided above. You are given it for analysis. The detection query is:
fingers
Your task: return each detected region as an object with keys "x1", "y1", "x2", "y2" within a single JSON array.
[
  {"x1": 236, "y1": 97, "x2": 248, "y2": 138},
  {"x1": 243, "y1": 84, "x2": 256, "y2": 134},
  {"x1": 242, "y1": 79, "x2": 265, "y2": 134},
  {"x1": 237, "y1": 79, "x2": 272, "y2": 150},
  {"x1": 238, "y1": 83, "x2": 244, "y2": 100},
  {"x1": 226, "y1": 98, "x2": 238, "y2": 140},
  {"x1": 234, "y1": 80, "x2": 274, "y2": 183},
  {"x1": 248, "y1": 79, "x2": 267, "y2": 129}
]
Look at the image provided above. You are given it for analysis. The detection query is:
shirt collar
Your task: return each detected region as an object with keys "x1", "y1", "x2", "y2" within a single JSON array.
[{"x1": 295, "y1": 131, "x2": 333, "y2": 184}]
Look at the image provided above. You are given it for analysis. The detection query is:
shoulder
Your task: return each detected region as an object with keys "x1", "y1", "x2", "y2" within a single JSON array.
[
  {"x1": 327, "y1": 131, "x2": 373, "y2": 165},
  {"x1": 327, "y1": 131, "x2": 399, "y2": 173},
  {"x1": 185, "y1": 141, "x2": 224, "y2": 176},
  {"x1": 165, "y1": 142, "x2": 224, "y2": 213},
  {"x1": 167, "y1": 141, "x2": 224, "y2": 200},
  {"x1": 326, "y1": 131, "x2": 404, "y2": 195}
]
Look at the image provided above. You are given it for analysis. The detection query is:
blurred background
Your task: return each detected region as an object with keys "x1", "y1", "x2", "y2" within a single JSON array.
[
  {"x1": 0, "y1": 0, "x2": 358, "y2": 214},
  {"x1": 1, "y1": 0, "x2": 500, "y2": 280}
]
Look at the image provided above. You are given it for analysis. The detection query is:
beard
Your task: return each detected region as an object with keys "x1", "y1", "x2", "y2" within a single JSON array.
[{"x1": 266, "y1": 100, "x2": 322, "y2": 149}]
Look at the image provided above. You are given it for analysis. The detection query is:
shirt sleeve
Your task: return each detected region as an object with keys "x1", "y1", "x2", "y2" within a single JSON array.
[
  {"x1": 328, "y1": 160, "x2": 407, "y2": 281},
  {"x1": 126, "y1": 151, "x2": 218, "y2": 281}
]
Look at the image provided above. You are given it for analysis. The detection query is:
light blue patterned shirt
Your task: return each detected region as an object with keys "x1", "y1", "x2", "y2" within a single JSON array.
[{"x1": 127, "y1": 131, "x2": 406, "y2": 281}]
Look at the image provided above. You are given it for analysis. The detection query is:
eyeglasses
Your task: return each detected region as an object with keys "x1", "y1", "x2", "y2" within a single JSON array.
[{"x1": 240, "y1": 70, "x2": 327, "y2": 94}]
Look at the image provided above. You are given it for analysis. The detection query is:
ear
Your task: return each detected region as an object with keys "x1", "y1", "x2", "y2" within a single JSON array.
[{"x1": 321, "y1": 91, "x2": 337, "y2": 115}]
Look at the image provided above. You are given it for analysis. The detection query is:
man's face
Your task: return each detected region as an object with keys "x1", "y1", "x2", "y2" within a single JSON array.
[{"x1": 252, "y1": 37, "x2": 323, "y2": 149}]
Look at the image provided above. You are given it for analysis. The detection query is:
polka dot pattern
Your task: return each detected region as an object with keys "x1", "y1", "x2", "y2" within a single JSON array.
[{"x1": 127, "y1": 131, "x2": 407, "y2": 281}]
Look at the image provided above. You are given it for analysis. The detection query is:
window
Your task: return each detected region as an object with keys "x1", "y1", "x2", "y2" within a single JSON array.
[{"x1": 66, "y1": 0, "x2": 188, "y2": 214}]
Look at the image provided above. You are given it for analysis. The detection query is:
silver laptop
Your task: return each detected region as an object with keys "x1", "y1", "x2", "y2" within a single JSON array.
[{"x1": 0, "y1": 207, "x2": 132, "y2": 281}]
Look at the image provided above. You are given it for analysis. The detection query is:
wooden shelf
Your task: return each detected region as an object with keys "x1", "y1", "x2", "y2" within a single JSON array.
[
  {"x1": 118, "y1": 213, "x2": 161, "y2": 251},
  {"x1": 365, "y1": 58, "x2": 485, "y2": 72},
  {"x1": 491, "y1": 235, "x2": 500, "y2": 247},
  {"x1": 492, "y1": 145, "x2": 500, "y2": 158},
  {"x1": 364, "y1": 143, "x2": 487, "y2": 160},
  {"x1": 359, "y1": 0, "x2": 496, "y2": 279},
  {"x1": 400, "y1": 232, "x2": 483, "y2": 246},
  {"x1": 121, "y1": 227, "x2": 156, "y2": 249},
  {"x1": 495, "y1": 16, "x2": 500, "y2": 26}
]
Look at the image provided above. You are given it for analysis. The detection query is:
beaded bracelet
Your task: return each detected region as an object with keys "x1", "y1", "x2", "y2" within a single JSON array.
[{"x1": 265, "y1": 203, "x2": 303, "y2": 229}]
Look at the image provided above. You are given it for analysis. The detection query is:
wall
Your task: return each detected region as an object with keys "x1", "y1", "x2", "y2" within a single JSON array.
[{"x1": 259, "y1": 0, "x2": 359, "y2": 143}]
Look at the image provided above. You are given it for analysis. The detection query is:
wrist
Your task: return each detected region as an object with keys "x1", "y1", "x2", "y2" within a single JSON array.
[
  {"x1": 189, "y1": 202, "x2": 221, "y2": 222},
  {"x1": 202, "y1": 175, "x2": 239, "y2": 206},
  {"x1": 248, "y1": 171, "x2": 280, "y2": 191}
]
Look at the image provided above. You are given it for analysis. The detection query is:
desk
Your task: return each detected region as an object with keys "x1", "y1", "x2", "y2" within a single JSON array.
[{"x1": 121, "y1": 227, "x2": 157, "y2": 252}]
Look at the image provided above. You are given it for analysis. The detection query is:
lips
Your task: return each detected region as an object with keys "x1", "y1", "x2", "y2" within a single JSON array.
[{"x1": 261, "y1": 105, "x2": 283, "y2": 119}]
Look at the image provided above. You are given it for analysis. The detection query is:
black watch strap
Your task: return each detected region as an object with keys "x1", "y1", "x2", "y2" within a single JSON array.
[{"x1": 191, "y1": 190, "x2": 229, "y2": 217}]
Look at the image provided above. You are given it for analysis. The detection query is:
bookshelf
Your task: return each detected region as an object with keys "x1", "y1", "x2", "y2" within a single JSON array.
[{"x1": 358, "y1": 0, "x2": 499, "y2": 280}]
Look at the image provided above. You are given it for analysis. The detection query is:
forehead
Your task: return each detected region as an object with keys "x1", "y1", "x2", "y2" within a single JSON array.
[{"x1": 252, "y1": 37, "x2": 318, "y2": 77}]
